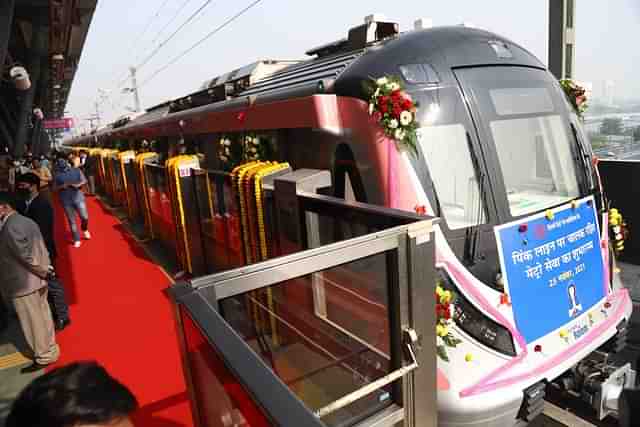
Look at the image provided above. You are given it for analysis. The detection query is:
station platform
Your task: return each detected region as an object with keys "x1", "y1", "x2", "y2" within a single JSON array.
[{"x1": 0, "y1": 196, "x2": 192, "y2": 426}]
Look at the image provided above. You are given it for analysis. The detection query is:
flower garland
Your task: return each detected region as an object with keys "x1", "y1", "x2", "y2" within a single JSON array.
[
  {"x1": 435, "y1": 284, "x2": 462, "y2": 362},
  {"x1": 609, "y1": 208, "x2": 629, "y2": 256},
  {"x1": 218, "y1": 137, "x2": 243, "y2": 171},
  {"x1": 560, "y1": 79, "x2": 588, "y2": 119},
  {"x1": 364, "y1": 76, "x2": 419, "y2": 155},
  {"x1": 218, "y1": 134, "x2": 277, "y2": 171}
]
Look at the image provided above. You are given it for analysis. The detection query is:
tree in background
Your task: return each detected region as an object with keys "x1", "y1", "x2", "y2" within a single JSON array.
[{"x1": 599, "y1": 117, "x2": 624, "y2": 135}]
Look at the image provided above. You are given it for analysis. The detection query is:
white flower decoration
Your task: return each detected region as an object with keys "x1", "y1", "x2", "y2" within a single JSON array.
[
  {"x1": 220, "y1": 155, "x2": 228, "y2": 162},
  {"x1": 400, "y1": 111, "x2": 413, "y2": 126},
  {"x1": 224, "y1": 148, "x2": 230, "y2": 155},
  {"x1": 394, "y1": 129, "x2": 405, "y2": 140},
  {"x1": 389, "y1": 119, "x2": 399, "y2": 129},
  {"x1": 368, "y1": 103, "x2": 374, "y2": 115},
  {"x1": 390, "y1": 82, "x2": 400, "y2": 91},
  {"x1": 223, "y1": 139, "x2": 231, "y2": 146},
  {"x1": 376, "y1": 77, "x2": 388, "y2": 86}
]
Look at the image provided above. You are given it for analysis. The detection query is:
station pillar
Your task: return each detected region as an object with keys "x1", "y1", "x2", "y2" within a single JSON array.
[
  {"x1": 13, "y1": 24, "x2": 47, "y2": 158},
  {"x1": 0, "y1": 0, "x2": 16, "y2": 71},
  {"x1": 548, "y1": 0, "x2": 576, "y2": 80}
]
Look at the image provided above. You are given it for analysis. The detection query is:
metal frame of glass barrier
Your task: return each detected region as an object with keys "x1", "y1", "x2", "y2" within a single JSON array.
[{"x1": 171, "y1": 199, "x2": 438, "y2": 427}]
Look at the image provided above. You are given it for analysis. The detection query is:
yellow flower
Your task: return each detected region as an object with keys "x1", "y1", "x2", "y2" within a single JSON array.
[
  {"x1": 465, "y1": 353, "x2": 474, "y2": 362},
  {"x1": 441, "y1": 290, "x2": 452, "y2": 304},
  {"x1": 436, "y1": 324, "x2": 449, "y2": 337},
  {"x1": 545, "y1": 210, "x2": 554, "y2": 220},
  {"x1": 435, "y1": 286, "x2": 444, "y2": 297},
  {"x1": 559, "y1": 329, "x2": 568, "y2": 339}
]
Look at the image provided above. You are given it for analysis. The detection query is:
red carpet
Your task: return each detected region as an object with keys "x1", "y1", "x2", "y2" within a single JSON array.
[{"x1": 49, "y1": 196, "x2": 193, "y2": 427}]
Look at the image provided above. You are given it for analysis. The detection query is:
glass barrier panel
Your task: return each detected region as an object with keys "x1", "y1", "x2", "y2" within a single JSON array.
[
  {"x1": 181, "y1": 306, "x2": 272, "y2": 427},
  {"x1": 219, "y1": 252, "x2": 393, "y2": 426}
]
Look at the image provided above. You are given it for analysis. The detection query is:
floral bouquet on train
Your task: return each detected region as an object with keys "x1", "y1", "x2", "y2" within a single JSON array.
[
  {"x1": 244, "y1": 134, "x2": 277, "y2": 162},
  {"x1": 435, "y1": 284, "x2": 462, "y2": 362},
  {"x1": 560, "y1": 79, "x2": 588, "y2": 119},
  {"x1": 218, "y1": 136, "x2": 244, "y2": 171},
  {"x1": 364, "y1": 76, "x2": 420, "y2": 155}
]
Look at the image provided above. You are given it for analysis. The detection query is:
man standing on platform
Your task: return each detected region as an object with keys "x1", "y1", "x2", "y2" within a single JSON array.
[
  {"x1": 53, "y1": 159, "x2": 91, "y2": 248},
  {"x1": 16, "y1": 172, "x2": 71, "y2": 330},
  {"x1": 0, "y1": 192, "x2": 60, "y2": 372}
]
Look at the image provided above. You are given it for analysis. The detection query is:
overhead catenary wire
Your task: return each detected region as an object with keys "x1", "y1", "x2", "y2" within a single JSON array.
[
  {"x1": 150, "y1": 0, "x2": 197, "y2": 46},
  {"x1": 134, "y1": 0, "x2": 218, "y2": 72},
  {"x1": 107, "y1": 0, "x2": 173, "y2": 90},
  {"x1": 139, "y1": 0, "x2": 264, "y2": 89}
]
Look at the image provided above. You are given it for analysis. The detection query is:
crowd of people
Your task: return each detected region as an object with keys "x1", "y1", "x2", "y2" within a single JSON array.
[
  {"x1": 1, "y1": 151, "x2": 139, "y2": 426},
  {"x1": 0, "y1": 150, "x2": 94, "y2": 372}
]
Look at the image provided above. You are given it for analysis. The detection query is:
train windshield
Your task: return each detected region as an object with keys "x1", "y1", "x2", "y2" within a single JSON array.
[{"x1": 457, "y1": 67, "x2": 580, "y2": 217}]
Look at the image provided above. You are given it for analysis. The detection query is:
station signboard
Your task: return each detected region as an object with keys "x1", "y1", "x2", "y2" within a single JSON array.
[{"x1": 43, "y1": 117, "x2": 74, "y2": 130}]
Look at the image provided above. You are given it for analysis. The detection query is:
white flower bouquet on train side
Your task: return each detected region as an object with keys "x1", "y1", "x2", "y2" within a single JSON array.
[
  {"x1": 244, "y1": 134, "x2": 277, "y2": 162},
  {"x1": 364, "y1": 75, "x2": 420, "y2": 155},
  {"x1": 218, "y1": 137, "x2": 243, "y2": 171},
  {"x1": 560, "y1": 79, "x2": 588, "y2": 119}
]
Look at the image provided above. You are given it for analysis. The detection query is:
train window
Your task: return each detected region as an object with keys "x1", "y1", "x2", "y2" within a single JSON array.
[
  {"x1": 456, "y1": 66, "x2": 581, "y2": 217},
  {"x1": 417, "y1": 124, "x2": 486, "y2": 229},
  {"x1": 491, "y1": 115, "x2": 579, "y2": 216},
  {"x1": 490, "y1": 88, "x2": 554, "y2": 116}
]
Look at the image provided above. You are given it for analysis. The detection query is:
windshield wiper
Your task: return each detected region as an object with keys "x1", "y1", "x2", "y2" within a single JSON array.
[
  {"x1": 571, "y1": 123, "x2": 594, "y2": 192},
  {"x1": 465, "y1": 132, "x2": 486, "y2": 265}
]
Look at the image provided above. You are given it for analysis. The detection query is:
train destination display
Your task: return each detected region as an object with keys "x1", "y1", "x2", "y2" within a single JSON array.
[{"x1": 495, "y1": 196, "x2": 606, "y2": 344}]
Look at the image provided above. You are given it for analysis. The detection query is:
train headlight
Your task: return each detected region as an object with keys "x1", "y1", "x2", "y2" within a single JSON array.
[{"x1": 437, "y1": 269, "x2": 517, "y2": 357}]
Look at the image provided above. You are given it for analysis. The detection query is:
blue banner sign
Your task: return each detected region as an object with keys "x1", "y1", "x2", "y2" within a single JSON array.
[{"x1": 495, "y1": 196, "x2": 605, "y2": 344}]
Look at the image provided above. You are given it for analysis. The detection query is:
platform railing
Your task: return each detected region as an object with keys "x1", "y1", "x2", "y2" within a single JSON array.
[{"x1": 169, "y1": 171, "x2": 439, "y2": 427}]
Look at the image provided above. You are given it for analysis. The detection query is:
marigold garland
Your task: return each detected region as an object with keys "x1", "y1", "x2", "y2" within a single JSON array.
[
  {"x1": 364, "y1": 75, "x2": 420, "y2": 155},
  {"x1": 609, "y1": 208, "x2": 629, "y2": 256},
  {"x1": 435, "y1": 284, "x2": 462, "y2": 362}
]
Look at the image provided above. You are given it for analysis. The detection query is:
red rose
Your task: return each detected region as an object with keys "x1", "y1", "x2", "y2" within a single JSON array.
[
  {"x1": 402, "y1": 99, "x2": 413, "y2": 110},
  {"x1": 378, "y1": 95, "x2": 389, "y2": 106},
  {"x1": 379, "y1": 102, "x2": 388, "y2": 113},
  {"x1": 391, "y1": 89, "x2": 402, "y2": 100},
  {"x1": 414, "y1": 205, "x2": 426, "y2": 215},
  {"x1": 372, "y1": 111, "x2": 382, "y2": 122},
  {"x1": 392, "y1": 106, "x2": 402, "y2": 118}
]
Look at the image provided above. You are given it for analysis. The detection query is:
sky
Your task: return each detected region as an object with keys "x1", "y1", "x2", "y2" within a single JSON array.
[{"x1": 66, "y1": 0, "x2": 640, "y2": 130}]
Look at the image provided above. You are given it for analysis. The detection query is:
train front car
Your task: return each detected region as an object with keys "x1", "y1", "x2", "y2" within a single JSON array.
[{"x1": 335, "y1": 26, "x2": 633, "y2": 426}]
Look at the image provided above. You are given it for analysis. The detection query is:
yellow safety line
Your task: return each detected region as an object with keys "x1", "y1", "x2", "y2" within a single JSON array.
[{"x1": 0, "y1": 351, "x2": 30, "y2": 370}]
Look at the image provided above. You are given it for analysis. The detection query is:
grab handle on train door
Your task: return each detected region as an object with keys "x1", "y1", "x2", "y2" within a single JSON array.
[{"x1": 314, "y1": 328, "x2": 420, "y2": 419}]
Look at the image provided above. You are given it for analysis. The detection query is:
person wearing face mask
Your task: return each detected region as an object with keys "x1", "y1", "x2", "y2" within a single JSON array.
[
  {"x1": 15, "y1": 173, "x2": 70, "y2": 331},
  {"x1": 0, "y1": 192, "x2": 59, "y2": 372}
]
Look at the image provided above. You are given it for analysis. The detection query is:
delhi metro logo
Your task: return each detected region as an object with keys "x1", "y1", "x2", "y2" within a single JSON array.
[{"x1": 568, "y1": 283, "x2": 583, "y2": 317}]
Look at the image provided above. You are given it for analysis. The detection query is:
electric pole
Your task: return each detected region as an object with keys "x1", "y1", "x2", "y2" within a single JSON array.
[
  {"x1": 129, "y1": 66, "x2": 141, "y2": 112},
  {"x1": 548, "y1": 0, "x2": 576, "y2": 80}
]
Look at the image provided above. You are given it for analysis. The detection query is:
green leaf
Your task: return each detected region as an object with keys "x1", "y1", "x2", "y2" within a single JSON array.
[{"x1": 437, "y1": 345, "x2": 449, "y2": 362}]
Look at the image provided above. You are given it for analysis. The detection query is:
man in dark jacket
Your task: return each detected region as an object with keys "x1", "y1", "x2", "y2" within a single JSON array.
[{"x1": 16, "y1": 172, "x2": 70, "y2": 330}]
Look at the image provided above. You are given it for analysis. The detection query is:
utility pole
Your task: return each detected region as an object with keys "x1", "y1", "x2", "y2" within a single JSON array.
[
  {"x1": 129, "y1": 66, "x2": 141, "y2": 112},
  {"x1": 548, "y1": 0, "x2": 576, "y2": 80},
  {"x1": 93, "y1": 101, "x2": 101, "y2": 129}
]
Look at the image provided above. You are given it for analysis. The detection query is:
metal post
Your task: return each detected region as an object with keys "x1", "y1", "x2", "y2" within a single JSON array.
[
  {"x1": 548, "y1": 0, "x2": 576, "y2": 80},
  {"x1": 0, "y1": 0, "x2": 15, "y2": 70},
  {"x1": 130, "y1": 66, "x2": 141, "y2": 113}
]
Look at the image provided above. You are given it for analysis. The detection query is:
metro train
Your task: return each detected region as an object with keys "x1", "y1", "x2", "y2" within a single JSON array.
[{"x1": 68, "y1": 17, "x2": 634, "y2": 427}]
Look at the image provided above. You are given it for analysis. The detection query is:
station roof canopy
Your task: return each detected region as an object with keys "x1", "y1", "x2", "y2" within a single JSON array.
[{"x1": 2, "y1": 0, "x2": 98, "y2": 119}]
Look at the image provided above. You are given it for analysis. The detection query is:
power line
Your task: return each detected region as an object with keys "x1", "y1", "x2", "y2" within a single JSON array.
[
  {"x1": 105, "y1": 0, "x2": 172, "y2": 92},
  {"x1": 134, "y1": 0, "x2": 218, "y2": 72},
  {"x1": 151, "y1": 0, "x2": 197, "y2": 46},
  {"x1": 139, "y1": 0, "x2": 264, "y2": 89}
]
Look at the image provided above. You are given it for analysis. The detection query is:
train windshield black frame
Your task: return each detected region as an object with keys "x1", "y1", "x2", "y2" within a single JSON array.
[{"x1": 455, "y1": 66, "x2": 582, "y2": 219}]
